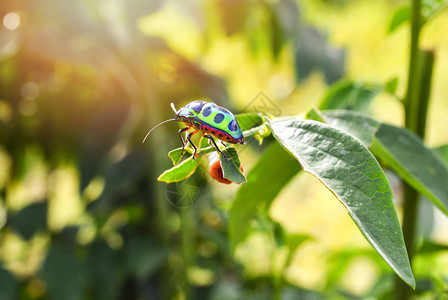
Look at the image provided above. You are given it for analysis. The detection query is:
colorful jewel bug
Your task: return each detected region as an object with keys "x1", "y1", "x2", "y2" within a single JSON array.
[{"x1": 143, "y1": 100, "x2": 245, "y2": 158}]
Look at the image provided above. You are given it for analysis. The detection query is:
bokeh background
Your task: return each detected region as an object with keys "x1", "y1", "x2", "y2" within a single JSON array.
[{"x1": 1, "y1": 0, "x2": 448, "y2": 299}]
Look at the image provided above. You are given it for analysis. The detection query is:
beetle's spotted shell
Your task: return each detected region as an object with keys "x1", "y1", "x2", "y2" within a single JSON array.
[{"x1": 176, "y1": 100, "x2": 244, "y2": 144}]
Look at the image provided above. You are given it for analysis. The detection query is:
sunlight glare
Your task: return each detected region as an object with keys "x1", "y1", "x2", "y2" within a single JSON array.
[
  {"x1": 138, "y1": 3, "x2": 203, "y2": 59},
  {"x1": 3, "y1": 12, "x2": 21, "y2": 31}
]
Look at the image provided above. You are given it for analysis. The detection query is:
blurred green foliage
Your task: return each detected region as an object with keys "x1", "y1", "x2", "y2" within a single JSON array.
[{"x1": 1, "y1": 0, "x2": 448, "y2": 299}]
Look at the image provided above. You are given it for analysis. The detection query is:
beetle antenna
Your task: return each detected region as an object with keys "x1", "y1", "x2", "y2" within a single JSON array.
[
  {"x1": 170, "y1": 103, "x2": 178, "y2": 114},
  {"x1": 142, "y1": 119, "x2": 177, "y2": 143}
]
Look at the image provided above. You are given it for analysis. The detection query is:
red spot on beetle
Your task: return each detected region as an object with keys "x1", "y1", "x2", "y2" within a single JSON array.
[{"x1": 209, "y1": 160, "x2": 243, "y2": 184}]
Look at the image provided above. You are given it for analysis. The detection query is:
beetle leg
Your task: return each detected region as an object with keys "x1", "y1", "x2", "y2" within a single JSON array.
[
  {"x1": 204, "y1": 135, "x2": 225, "y2": 158},
  {"x1": 178, "y1": 127, "x2": 190, "y2": 155},
  {"x1": 186, "y1": 130, "x2": 199, "y2": 159}
]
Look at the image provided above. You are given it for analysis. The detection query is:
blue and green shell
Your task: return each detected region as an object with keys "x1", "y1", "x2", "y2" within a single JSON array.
[{"x1": 175, "y1": 100, "x2": 244, "y2": 144}]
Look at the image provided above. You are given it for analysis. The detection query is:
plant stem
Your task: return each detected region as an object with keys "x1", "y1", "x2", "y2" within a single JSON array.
[
  {"x1": 394, "y1": 2, "x2": 437, "y2": 298},
  {"x1": 404, "y1": 0, "x2": 422, "y2": 132},
  {"x1": 181, "y1": 207, "x2": 195, "y2": 300},
  {"x1": 398, "y1": 51, "x2": 434, "y2": 298},
  {"x1": 395, "y1": 183, "x2": 419, "y2": 299},
  {"x1": 395, "y1": 0, "x2": 421, "y2": 296},
  {"x1": 242, "y1": 123, "x2": 270, "y2": 138},
  {"x1": 416, "y1": 50, "x2": 435, "y2": 137}
]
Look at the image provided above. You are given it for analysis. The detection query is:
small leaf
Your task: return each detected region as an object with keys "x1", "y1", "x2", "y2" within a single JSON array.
[
  {"x1": 422, "y1": 0, "x2": 448, "y2": 23},
  {"x1": 434, "y1": 144, "x2": 448, "y2": 168},
  {"x1": 168, "y1": 148, "x2": 184, "y2": 165},
  {"x1": 327, "y1": 249, "x2": 382, "y2": 289},
  {"x1": 305, "y1": 107, "x2": 325, "y2": 123},
  {"x1": 294, "y1": 27, "x2": 324, "y2": 82},
  {"x1": 0, "y1": 268, "x2": 17, "y2": 300},
  {"x1": 273, "y1": 0, "x2": 300, "y2": 40},
  {"x1": 385, "y1": 77, "x2": 399, "y2": 95},
  {"x1": 388, "y1": 1, "x2": 448, "y2": 32},
  {"x1": 320, "y1": 46, "x2": 346, "y2": 85},
  {"x1": 9, "y1": 202, "x2": 47, "y2": 240},
  {"x1": 88, "y1": 151, "x2": 147, "y2": 213},
  {"x1": 269, "y1": 8, "x2": 284, "y2": 60},
  {"x1": 322, "y1": 110, "x2": 380, "y2": 147},
  {"x1": 217, "y1": 0, "x2": 249, "y2": 36},
  {"x1": 388, "y1": 6, "x2": 410, "y2": 33},
  {"x1": 158, "y1": 156, "x2": 202, "y2": 183},
  {"x1": 319, "y1": 81, "x2": 381, "y2": 112},
  {"x1": 269, "y1": 118, "x2": 415, "y2": 288},
  {"x1": 418, "y1": 240, "x2": 448, "y2": 254},
  {"x1": 99, "y1": 151, "x2": 147, "y2": 200},
  {"x1": 285, "y1": 233, "x2": 313, "y2": 255},
  {"x1": 281, "y1": 287, "x2": 327, "y2": 300},
  {"x1": 125, "y1": 236, "x2": 169, "y2": 280},
  {"x1": 235, "y1": 112, "x2": 264, "y2": 132},
  {"x1": 229, "y1": 141, "x2": 300, "y2": 251},
  {"x1": 41, "y1": 244, "x2": 87, "y2": 300},
  {"x1": 87, "y1": 240, "x2": 120, "y2": 300},
  {"x1": 371, "y1": 124, "x2": 448, "y2": 215},
  {"x1": 219, "y1": 147, "x2": 246, "y2": 184},
  {"x1": 210, "y1": 160, "x2": 233, "y2": 184},
  {"x1": 294, "y1": 27, "x2": 346, "y2": 84}
]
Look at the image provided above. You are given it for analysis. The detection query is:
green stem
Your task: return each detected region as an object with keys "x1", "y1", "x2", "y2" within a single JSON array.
[
  {"x1": 416, "y1": 50, "x2": 435, "y2": 138},
  {"x1": 273, "y1": 287, "x2": 281, "y2": 300},
  {"x1": 404, "y1": 0, "x2": 422, "y2": 132},
  {"x1": 394, "y1": 2, "x2": 436, "y2": 298},
  {"x1": 181, "y1": 207, "x2": 195, "y2": 300},
  {"x1": 138, "y1": 53, "x2": 172, "y2": 299},
  {"x1": 395, "y1": 0, "x2": 421, "y2": 296},
  {"x1": 401, "y1": 52, "x2": 434, "y2": 288},
  {"x1": 242, "y1": 123, "x2": 270, "y2": 138},
  {"x1": 395, "y1": 183, "x2": 419, "y2": 299}
]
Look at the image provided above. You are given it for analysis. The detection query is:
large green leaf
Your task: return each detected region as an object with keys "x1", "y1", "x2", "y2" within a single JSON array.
[
  {"x1": 322, "y1": 110, "x2": 380, "y2": 147},
  {"x1": 229, "y1": 141, "x2": 301, "y2": 252},
  {"x1": 371, "y1": 124, "x2": 448, "y2": 214},
  {"x1": 269, "y1": 118, "x2": 415, "y2": 288}
]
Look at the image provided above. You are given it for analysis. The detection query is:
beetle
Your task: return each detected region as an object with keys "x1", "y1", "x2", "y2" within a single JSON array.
[{"x1": 143, "y1": 100, "x2": 245, "y2": 158}]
